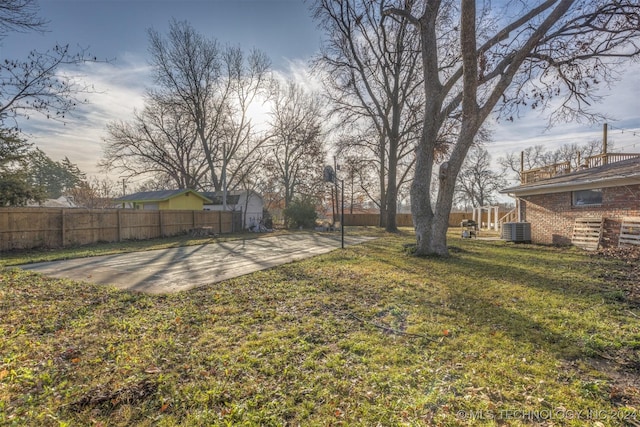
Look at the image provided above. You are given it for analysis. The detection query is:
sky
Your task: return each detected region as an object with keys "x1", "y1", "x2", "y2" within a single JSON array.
[
  {"x1": 2, "y1": 0, "x2": 321, "y2": 187},
  {"x1": 2, "y1": 0, "x2": 640, "y2": 190}
]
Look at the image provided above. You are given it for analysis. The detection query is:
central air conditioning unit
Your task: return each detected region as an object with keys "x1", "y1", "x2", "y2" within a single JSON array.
[{"x1": 501, "y1": 222, "x2": 531, "y2": 243}]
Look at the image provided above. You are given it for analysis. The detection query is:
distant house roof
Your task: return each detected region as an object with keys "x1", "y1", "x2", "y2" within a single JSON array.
[
  {"x1": 501, "y1": 156, "x2": 640, "y2": 196},
  {"x1": 114, "y1": 189, "x2": 212, "y2": 203},
  {"x1": 28, "y1": 195, "x2": 77, "y2": 208},
  {"x1": 201, "y1": 190, "x2": 262, "y2": 206}
]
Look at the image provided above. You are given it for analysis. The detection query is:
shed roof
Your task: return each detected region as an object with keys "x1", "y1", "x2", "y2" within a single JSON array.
[
  {"x1": 114, "y1": 189, "x2": 212, "y2": 203},
  {"x1": 501, "y1": 156, "x2": 640, "y2": 196},
  {"x1": 201, "y1": 190, "x2": 263, "y2": 205}
]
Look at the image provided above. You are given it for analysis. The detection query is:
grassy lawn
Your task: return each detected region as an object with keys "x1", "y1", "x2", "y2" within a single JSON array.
[{"x1": 1, "y1": 229, "x2": 639, "y2": 426}]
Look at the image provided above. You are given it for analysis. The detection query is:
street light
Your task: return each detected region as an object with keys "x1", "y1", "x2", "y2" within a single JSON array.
[{"x1": 323, "y1": 165, "x2": 344, "y2": 249}]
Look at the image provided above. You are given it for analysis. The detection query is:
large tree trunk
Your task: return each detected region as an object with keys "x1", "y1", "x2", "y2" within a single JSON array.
[
  {"x1": 385, "y1": 89, "x2": 403, "y2": 233},
  {"x1": 414, "y1": 0, "x2": 480, "y2": 257},
  {"x1": 385, "y1": 136, "x2": 399, "y2": 232},
  {"x1": 397, "y1": 0, "x2": 637, "y2": 256},
  {"x1": 410, "y1": 121, "x2": 436, "y2": 255},
  {"x1": 378, "y1": 133, "x2": 387, "y2": 228},
  {"x1": 385, "y1": 192, "x2": 397, "y2": 232},
  {"x1": 411, "y1": 1, "x2": 442, "y2": 256}
]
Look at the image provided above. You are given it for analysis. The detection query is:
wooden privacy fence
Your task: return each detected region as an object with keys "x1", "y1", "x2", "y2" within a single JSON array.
[
  {"x1": 342, "y1": 213, "x2": 412, "y2": 227},
  {"x1": 0, "y1": 208, "x2": 236, "y2": 251},
  {"x1": 342, "y1": 212, "x2": 486, "y2": 228}
]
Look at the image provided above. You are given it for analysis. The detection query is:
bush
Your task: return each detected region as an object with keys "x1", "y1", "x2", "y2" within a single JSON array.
[
  {"x1": 261, "y1": 209, "x2": 273, "y2": 229},
  {"x1": 283, "y1": 197, "x2": 318, "y2": 229}
]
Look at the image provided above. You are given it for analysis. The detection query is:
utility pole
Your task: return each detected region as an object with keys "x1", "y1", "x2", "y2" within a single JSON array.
[
  {"x1": 603, "y1": 122, "x2": 608, "y2": 164},
  {"x1": 121, "y1": 178, "x2": 127, "y2": 209}
]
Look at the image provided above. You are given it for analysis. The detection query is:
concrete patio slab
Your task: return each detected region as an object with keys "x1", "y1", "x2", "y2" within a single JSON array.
[{"x1": 19, "y1": 233, "x2": 375, "y2": 294}]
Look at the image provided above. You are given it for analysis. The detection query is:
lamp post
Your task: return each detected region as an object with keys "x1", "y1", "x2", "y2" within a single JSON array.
[{"x1": 323, "y1": 165, "x2": 344, "y2": 249}]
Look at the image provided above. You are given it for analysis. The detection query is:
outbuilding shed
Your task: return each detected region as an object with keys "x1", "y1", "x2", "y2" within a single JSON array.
[
  {"x1": 114, "y1": 189, "x2": 212, "y2": 211},
  {"x1": 201, "y1": 190, "x2": 264, "y2": 230}
]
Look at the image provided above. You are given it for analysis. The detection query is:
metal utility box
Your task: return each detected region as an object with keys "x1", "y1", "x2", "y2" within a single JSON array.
[{"x1": 501, "y1": 222, "x2": 531, "y2": 243}]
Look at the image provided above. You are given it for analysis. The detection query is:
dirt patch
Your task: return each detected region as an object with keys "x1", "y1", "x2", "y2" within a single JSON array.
[
  {"x1": 585, "y1": 246, "x2": 640, "y2": 408},
  {"x1": 591, "y1": 246, "x2": 640, "y2": 305},
  {"x1": 590, "y1": 356, "x2": 640, "y2": 407}
]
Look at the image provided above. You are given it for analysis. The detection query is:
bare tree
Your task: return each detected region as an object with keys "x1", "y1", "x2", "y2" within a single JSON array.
[
  {"x1": 147, "y1": 19, "x2": 225, "y2": 192},
  {"x1": 100, "y1": 94, "x2": 209, "y2": 189},
  {"x1": 0, "y1": 0, "x2": 103, "y2": 128},
  {"x1": 217, "y1": 47, "x2": 272, "y2": 207},
  {"x1": 265, "y1": 81, "x2": 325, "y2": 206},
  {"x1": 333, "y1": 129, "x2": 382, "y2": 212},
  {"x1": 338, "y1": 154, "x2": 372, "y2": 214},
  {"x1": 1, "y1": 45, "x2": 102, "y2": 128},
  {"x1": 0, "y1": 0, "x2": 46, "y2": 38},
  {"x1": 387, "y1": 0, "x2": 640, "y2": 256},
  {"x1": 66, "y1": 176, "x2": 118, "y2": 209},
  {"x1": 455, "y1": 146, "x2": 506, "y2": 209},
  {"x1": 147, "y1": 20, "x2": 271, "y2": 208},
  {"x1": 498, "y1": 139, "x2": 609, "y2": 182},
  {"x1": 312, "y1": 0, "x2": 423, "y2": 232}
]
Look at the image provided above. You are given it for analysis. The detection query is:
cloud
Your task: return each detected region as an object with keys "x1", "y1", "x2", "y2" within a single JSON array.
[
  {"x1": 17, "y1": 42, "x2": 640, "y2": 192},
  {"x1": 276, "y1": 59, "x2": 324, "y2": 93},
  {"x1": 22, "y1": 55, "x2": 150, "y2": 179},
  {"x1": 487, "y1": 61, "x2": 640, "y2": 160}
]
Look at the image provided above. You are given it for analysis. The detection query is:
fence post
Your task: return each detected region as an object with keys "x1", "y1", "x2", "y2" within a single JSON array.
[
  {"x1": 159, "y1": 210, "x2": 164, "y2": 237},
  {"x1": 117, "y1": 209, "x2": 122, "y2": 242},
  {"x1": 218, "y1": 211, "x2": 222, "y2": 234},
  {"x1": 61, "y1": 208, "x2": 66, "y2": 248}
]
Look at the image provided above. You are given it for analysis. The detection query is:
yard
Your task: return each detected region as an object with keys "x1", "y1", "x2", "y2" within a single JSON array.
[{"x1": 1, "y1": 229, "x2": 639, "y2": 426}]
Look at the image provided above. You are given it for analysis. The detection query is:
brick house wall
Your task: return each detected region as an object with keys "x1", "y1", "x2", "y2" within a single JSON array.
[{"x1": 520, "y1": 183, "x2": 640, "y2": 247}]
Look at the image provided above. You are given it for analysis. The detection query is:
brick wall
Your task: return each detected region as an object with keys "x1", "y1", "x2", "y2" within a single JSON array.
[{"x1": 520, "y1": 183, "x2": 640, "y2": 247}]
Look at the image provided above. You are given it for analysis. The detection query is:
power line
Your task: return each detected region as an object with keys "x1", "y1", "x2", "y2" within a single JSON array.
[
  {"x1": 606, "y1": 124, "x2": 640, "y2": 151},
  {"x1": 614, "y1": 141, "x2": 640, "y2": 151},
  {"x1": 492, "y1": 123, "x2": 640, "y2": 151},
  {"x1": 607, "y1": 124, "x2": 640, "y2": 139}
]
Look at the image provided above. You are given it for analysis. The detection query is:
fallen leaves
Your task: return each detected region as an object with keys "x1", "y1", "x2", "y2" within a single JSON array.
[
  {"x1": 70, "y1": 379, "x2": 158, "y2": 411},
  {"x1": 3, "y1": 233, "x2": 640, "y2": 426}
]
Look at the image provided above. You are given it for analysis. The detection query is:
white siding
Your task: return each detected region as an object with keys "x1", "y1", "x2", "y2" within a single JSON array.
[{"x1": 203, "y1": 191, "x2": 264, "y2": 229}]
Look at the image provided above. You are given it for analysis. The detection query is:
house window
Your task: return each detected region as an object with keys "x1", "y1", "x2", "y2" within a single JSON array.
[{"x1": 572, "y1": 189, "x2": 602, "y2": 206}]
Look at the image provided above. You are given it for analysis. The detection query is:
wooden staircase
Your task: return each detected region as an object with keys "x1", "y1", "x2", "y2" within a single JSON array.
[{"x1": 498, "y1": 208, "x2": 517, "y2": 230}]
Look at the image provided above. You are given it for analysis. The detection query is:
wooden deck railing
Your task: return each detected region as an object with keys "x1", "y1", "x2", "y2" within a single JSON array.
[
  {"x1": 583, "y1": 153, "x2": 640, "y2": 168},
  {"x1": 520, "y1": 153, "x2": 640, "y2": 184},
  {"x1": 520, "y1": 161, "x2": 571, "y2": 184}
]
